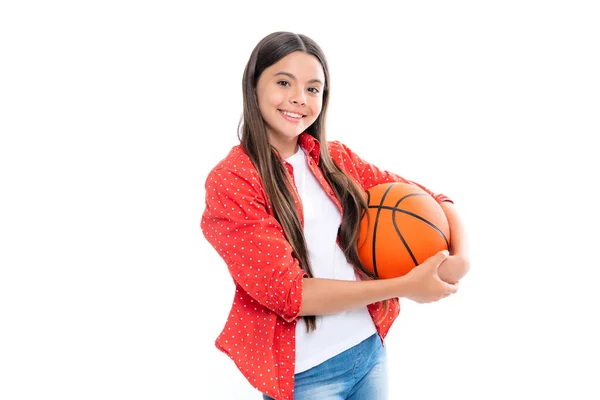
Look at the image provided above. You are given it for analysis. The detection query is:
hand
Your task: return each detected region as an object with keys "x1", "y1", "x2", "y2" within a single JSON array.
[
  {"x1": 400, "y1": 250, "x2": 459, "y2": 304},
  {"x1": 437, "y1": 254, "x2": 471, "y2": 285}
]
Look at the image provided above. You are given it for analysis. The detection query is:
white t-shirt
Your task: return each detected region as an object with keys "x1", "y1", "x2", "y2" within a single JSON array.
[{"x1": 285, "y1": 147, "x2": 377, "y2": 374}]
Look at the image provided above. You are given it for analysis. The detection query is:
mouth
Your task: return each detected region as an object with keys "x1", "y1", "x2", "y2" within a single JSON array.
[{"x1": 278, "y1": 109, "x2": 306, "y2": 121}]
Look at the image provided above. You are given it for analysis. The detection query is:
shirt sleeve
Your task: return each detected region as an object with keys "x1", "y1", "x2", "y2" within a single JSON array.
[
  {"x1": 200, "y1": 166, "x2": 307, "y2": 323},
  {"x1": 331, "y1": 141, "x2": 453, "y2": 204}
]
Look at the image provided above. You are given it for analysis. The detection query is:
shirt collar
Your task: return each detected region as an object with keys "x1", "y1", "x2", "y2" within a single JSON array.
[{"x1": 298, "y1": 132, "x2": 321, "y2": 164}]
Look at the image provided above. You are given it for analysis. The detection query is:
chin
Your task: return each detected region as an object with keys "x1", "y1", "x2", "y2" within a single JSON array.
[{"x1": 279, "y1": 128, "x2": 303, "y2": 138}]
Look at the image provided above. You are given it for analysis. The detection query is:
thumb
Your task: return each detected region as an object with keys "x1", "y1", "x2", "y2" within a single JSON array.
[
  {"x1": 421, "y1": 249, "x2": 449, "y2": 270},
  {"x1": 432, "y1": 249, "x2": 450, "y2": 265}
]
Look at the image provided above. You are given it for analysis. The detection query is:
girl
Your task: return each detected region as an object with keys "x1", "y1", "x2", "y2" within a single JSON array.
[{"x1": 201, "y1": 31, "x2": 470, "y2": 400}]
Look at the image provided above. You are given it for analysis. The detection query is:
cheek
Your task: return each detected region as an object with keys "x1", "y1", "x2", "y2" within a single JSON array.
[
  {"x1": 257, "y1": 97, "x2": 269, "y2": 117},
  {"x1": 309, "y1": 98, "x2": 323, "y2": 118},
  {"x1": 258, "y1": 95, "x2": 279, "y2": 121},
  {"x1": 262, "y1": 90, "x2": 285, "y2": 108},
  {"x1": 257, "y1": 86, "x2": 281, "y2": 111}
]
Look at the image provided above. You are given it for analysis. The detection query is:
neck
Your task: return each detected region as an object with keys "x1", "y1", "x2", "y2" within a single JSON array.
[{"x1": 270, "y1": 136, "x2": 299, "y2": 159}]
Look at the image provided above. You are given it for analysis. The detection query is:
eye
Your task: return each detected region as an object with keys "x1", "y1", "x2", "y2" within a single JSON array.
[
  {"x1": 308, "y1": 87, "x2": 320, "y2": 94},
  {"x1": 277, "y1": 80, "x2": 290, "y2": 87}
]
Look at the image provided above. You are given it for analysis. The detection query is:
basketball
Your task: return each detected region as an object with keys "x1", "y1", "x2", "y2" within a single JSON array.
[{"x1": 357, "y1": 182, "x2": 451, "y2": 279}]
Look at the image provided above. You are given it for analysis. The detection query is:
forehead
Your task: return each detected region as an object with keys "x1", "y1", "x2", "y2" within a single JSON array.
[{"x1": 266, "y1": 51, "x2": 325, "y2": 83}]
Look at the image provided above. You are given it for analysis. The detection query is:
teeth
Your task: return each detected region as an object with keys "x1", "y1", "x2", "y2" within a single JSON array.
[{"x1": 281, "y1": 110, "x2": 302, "y2": 118}]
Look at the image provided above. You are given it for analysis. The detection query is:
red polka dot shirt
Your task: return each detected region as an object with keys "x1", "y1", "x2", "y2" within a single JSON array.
[{"x1": 200, "y1": 133, "x2": 452, "y2": 399}]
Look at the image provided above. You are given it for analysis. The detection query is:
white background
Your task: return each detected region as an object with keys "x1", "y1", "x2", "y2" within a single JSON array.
[{"x1": 1, "y1": 1, "x2": 599, "y2": 399}]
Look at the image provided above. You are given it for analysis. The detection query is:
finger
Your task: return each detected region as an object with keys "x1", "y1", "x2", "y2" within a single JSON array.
[{"x1": 445, "y1": 282, "x2": 459, "y2": 295}]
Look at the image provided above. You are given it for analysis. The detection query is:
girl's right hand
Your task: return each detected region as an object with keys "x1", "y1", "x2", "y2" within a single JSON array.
[{"x1": 399, "y1": 250, "x2": 459, "y2": 303}]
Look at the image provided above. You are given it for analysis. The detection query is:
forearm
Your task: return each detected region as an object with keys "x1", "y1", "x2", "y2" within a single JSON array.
[
  {"x1": 438, "y1": 201, "x2": 470, "y2": 283},
  {"x1": 299, "y1": 277, "x2": 405, "y2": 316}
]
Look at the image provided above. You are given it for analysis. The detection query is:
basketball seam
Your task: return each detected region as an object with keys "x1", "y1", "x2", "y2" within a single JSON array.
[
  {"x1": 391, "y1": 208, "x2": 419, "y2": 267},
  {"x1": 370, "y1": 183, "x2": 397, "y2": 278},
  {"x1": 368, "y1": 204, "x2": 450, "y2": 248}
]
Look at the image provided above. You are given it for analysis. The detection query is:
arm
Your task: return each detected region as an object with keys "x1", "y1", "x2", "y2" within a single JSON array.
[
  {"x1": 330, "y1": 141, "x2": 468, "y2": 285},
  {"x1": 330, "y1": 141, "x2": 453, "y2": 203},
  {"x1": 437, "y1": 201, "x2": 471, "y2": 284},
  {"x1": 201, "y1": 166, "x2": 307, "y2": 322},
  {"x1": 300, "y1": 277, "x2": 404, "y2": 316},
  {"x1": 201, "y1": 166, "x2": 458, "y2": 320},
  {"x1": 300, "y1": 250, "x2": 457, "y2": 315}
]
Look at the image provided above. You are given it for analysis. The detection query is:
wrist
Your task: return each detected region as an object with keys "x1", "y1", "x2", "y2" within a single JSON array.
[{"x1": 391, "y1": 274, "x2": 413, "y2": 299}]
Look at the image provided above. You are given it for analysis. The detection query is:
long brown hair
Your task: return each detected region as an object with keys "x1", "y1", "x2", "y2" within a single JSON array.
[{"x1": 239, "y1": 32, "x2": 385, "y2": 332}]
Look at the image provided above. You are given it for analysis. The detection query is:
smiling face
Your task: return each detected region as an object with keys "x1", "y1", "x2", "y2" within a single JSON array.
[{"x1": 255, "y1": 51, "x2": 326, "y2": 158}]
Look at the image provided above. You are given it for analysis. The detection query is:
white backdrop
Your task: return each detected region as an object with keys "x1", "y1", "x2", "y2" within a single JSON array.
[{"x1": 1, "y1": 1, "x2": 599, "y2": 399}]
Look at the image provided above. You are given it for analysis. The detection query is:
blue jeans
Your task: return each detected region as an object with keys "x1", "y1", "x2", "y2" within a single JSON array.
[{"x1": 263, "y1": 333, "x2": 388, "y2": 400}]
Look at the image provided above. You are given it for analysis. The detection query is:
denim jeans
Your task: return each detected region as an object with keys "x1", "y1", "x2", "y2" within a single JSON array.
[{"x1": 262, "y1": 333, "x2": 388, "y2": 400}]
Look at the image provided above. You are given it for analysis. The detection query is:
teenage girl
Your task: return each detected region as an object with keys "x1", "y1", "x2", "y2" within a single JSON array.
[{"x1": 201, "y1": 31, "x2": 470, "y2": 400}]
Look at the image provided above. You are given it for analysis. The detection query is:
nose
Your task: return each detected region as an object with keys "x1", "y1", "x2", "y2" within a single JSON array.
[{"x1": 290, "y1": 89, "x2": 306, "y2": 106}]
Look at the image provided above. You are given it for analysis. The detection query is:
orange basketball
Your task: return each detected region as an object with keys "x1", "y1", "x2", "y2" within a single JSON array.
[{"x1": 357, "y1": 182, "x2": 451, "y2": 279}]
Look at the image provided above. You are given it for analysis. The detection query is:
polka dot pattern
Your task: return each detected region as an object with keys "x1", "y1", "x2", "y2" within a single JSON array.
[{"x1": 200, "y1": 133, "x2": 452, "y2": 399}]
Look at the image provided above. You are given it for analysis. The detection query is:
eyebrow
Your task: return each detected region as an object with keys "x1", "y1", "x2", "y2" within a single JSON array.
[{"x1": 274, "y1": 71, "x2": 324, "y2": 86}]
